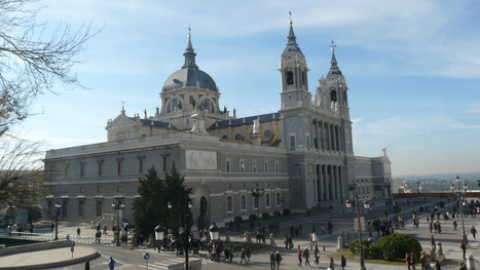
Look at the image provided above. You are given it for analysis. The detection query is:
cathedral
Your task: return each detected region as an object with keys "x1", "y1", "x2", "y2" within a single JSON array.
[{"x1": 42, "y1": 20, "x2": 392, "y2": 228}]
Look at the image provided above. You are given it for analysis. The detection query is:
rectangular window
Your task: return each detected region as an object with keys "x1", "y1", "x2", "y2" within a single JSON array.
[
  {"x1": 64, "y1": 164, "x2": 70, "y2": 179},
  {"x1": 254, "y1": 197, "x2": 259, "y2": 209},
  {"x1": 240, "y1": 161, "x2": 245, "y2": 173},
  {"x1": 275, "y1": 162, "x2": 279, "y2": 173},
  {"x1": 226, "y1": 160, "x2": 230, "y2": 173},
  {"x1": 253, "y1": 161, "x2": 257, "y2": 173},
  {"x1": 306, "y1": 134, "x2": 310, "y2": 148},
  {"x1": 290, "y1": 135, "x2": 296, "y2": 150},
  {"x1": 265, "y1": 193, "x2": 270, "y2": 207},
  {"x1": 264, "y1": 161, "x2": 268, "y2": 173},
  {"x1": 79, "y1": 162, "x2": 85, "y2": 178},
  {"x1": 162, "y1": 155, "x2": 169, "y2": 172},
  {"x1": 79, "y1": 187, "x2": 83, "y2": 193},
  {"x1": 96, "y1": 200, "x2": 102, "y2": 217},
  {"x1": 117, "y1": 159, "x2": 123, "y2": 175},
  {"x1": 138, "y1": 157, "x2": 145, "y2": 174},
  {"x1": 226, "y1": 195, "x2": 233, "y2": 212},
  {"x1": 61, "y1": 199, "x2": 68, "y2": 217},
  {"x1": 276, "y1": 193, "x2": 281, "y2": 206},
  {"x1": 78, "y1": 200, "x2": 84, "y2": 217},
  {"x1": 98, "y1": 160, "x2": 104, "y2": 177},
  {"x1": 241, "y1": 195, "x2": 247, "y2": 210}
]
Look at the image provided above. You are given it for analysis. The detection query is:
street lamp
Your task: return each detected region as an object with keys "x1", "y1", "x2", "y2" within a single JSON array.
[
  {"x1": 251, "y1": 182, "x2": 264, "y2": 219},
  {"x1": 111, "y1": 199, "x2": 125, "y2": 246},
  {"x1": 154, "y1": 223, "x2": 165, "y2": 253},
  {"x1": 414, "y1": 178, "x2": 420, "y2": 196},
  {"x1": 168, "y1": 200, "x2": 193, "y2": 270},
  {"x1": 54, "y1": 202, "x2": 61, "y2": 240},
  {"x1": 346, "y1": 185, "x2": 370, "y2": 270},
  {"x1": 209, "y1": 222, "x2": 219, "y2": 241},
  {"x1": 450, "y1": 176, "x2": 468, "y2": 245}
]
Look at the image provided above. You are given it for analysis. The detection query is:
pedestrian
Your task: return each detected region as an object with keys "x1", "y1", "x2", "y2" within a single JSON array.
[
  {"x1": 471, "y1": 225, "x2": 477, "y2": 239},
  {"x1": 240, "y1": 247, "x2": 247, "y2": 264},
  {"x1": 435, "y1": 260, "x2": 441, "y2": 270},
  {"x1": 108, "y1": 257, "x2": 116, "y2": 270},
  {"x1": 270, "y1": 252, "x2": 276, "y2": 270},
  {"x1": 103, "y1": 224, "x2": 107, "y2": 235},
  {"x1": 410, "y1": 252, "x2": 416, "y2": 270},
  {"x1": 430, "y1": 234, "x2": 435, "y2": 246},
  {"x1": 341, "y1": 255, "x2": 346, "y2": 270},
  {"x1": 436, "y1": 242, "x2": 444, "y2": 261},
  {"x1": 328, "y1": 221, "x2": 333, "y2": 234},
  {"x1": 405, "y1": 252, "x2": 412, "y2": 270},
  {"x1": 460, "y1": 240, "x2": 466, "y2": 259},
  {"x1": 246, "y1": 245, "x2": 251, "y2": 262},
  {"x1": 297, "y1": 246, "x2": 302, "y2": 266},
  {"x1": 419, "y1": 251, "x2": 427, "y2": 270},
  {"x1": 77, "y1": 227, "x2": 81, "y2": 237},
  {"x1": 275, "y1": 251, "x2": 283, "y2": 270},
  {"x1": 453, "y1": 219, "x2": 457, "y2": 230},
  {"x1": 303, "y1": 246, "x2": 310, "y2": 266},
  {"x1": 329, "y1": 256, "x2": 335, "y2": 270},
  {"x1": 314, "y1": 244, "x2": 320, "y2": 265},
  {"x1": 85, "y1": 260, "x2": 90, "y2": 270},
  {"x1": 310, "y1": 231, "x2": 317, "y2": 249}
]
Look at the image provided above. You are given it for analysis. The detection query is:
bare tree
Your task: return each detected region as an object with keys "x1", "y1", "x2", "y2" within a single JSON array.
[
  {"x1": 0, "y1": 135, "x2": 44, "y2": 208},
  {"x1": 0, "y1": 0, "x2": 97, "y2": 134}
]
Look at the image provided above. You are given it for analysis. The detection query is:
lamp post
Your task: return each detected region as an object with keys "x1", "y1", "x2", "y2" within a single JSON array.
[
  {"x1": 111, "y1": 199, "x2": 125, "y2": 246},
  {"x1": 251, "y1": 182, "x2": 264, "y2": 219},
  {"x1": 168, "y1": 200, "x2": 193, "y2": 270},
  {"x1": 450, "y1": 176, "x2": 468, "y2": 245},
  {"x1": 414, "y1": 178, "x2": 420, "y2": 196},
  {"x1": 154, "y1": 224, "x2": 165, "y2": 253},
  {"x1": 54, "y1": 203, "x2": 61, "y2": 240},
  {"x1": 346, "y1": 185, "x2": 370, "y2": 270}
]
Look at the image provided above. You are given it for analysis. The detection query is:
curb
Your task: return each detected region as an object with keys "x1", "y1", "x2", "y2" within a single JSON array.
[{"x1": 0, "y1": 251, "x2": 100, "y2": 270}]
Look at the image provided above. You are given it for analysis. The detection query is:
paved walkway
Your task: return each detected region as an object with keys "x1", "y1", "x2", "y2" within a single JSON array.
[{"x1": 1, "y1": 197, "x2": 480, "y2": 269}]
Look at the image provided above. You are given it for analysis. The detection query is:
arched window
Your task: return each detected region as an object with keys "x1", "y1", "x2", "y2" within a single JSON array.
[
  {"x1": 200, "y1": 98, "x2": 215, "y2": 113},
  {"x1": 330, "y1": 90, "x2": 337, "y2": 102},
  {"x1": 235, "y1": 133, "x2": 243, "y2": 141},
  {"x1": 286, "y1": 71, "x2": 293, "y2": 85}
]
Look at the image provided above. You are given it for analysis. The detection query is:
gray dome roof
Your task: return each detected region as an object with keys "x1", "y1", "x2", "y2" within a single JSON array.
[
  {"x1": 163, "y1": 35, "x2": 217, "y2": 92},
  {"x1": 163, "y1": 67, "x2": 217, "y2": 92}
]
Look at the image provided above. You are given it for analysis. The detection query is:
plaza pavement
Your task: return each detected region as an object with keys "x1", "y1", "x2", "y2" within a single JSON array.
[{"x1": 1, "y1": 197, "x2": 480, "y2": 269}]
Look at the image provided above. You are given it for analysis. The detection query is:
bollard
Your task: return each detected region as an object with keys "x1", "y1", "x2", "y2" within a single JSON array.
[
  {"x1": 467, "y1": 255, "x2": 476, "y2": 270},
  {"x1": 323, "y1": 246, "x2": 326, "y2": 252},
  {"x1": 337, "y1": 236, "x2": 344, "y2": 251}
]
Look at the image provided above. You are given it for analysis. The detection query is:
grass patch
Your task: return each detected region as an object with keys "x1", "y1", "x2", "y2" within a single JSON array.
[{"x1": 326, "y1": 249, "x2": 406, "y2": 266}]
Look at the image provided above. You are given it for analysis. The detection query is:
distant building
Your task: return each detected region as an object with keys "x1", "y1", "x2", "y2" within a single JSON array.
[{"x1": 42, "y1": 20, "x2": 392, "y2": 227}]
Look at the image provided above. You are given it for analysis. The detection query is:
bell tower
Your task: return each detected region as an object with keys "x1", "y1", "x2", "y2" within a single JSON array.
[{"x1": 279, "y1": 17, "x2": 311, "y2": 111}]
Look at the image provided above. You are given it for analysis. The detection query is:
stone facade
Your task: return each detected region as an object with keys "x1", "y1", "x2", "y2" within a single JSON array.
[{"x1": 42, "y1": 21, "x2": 392, "y2": 228}]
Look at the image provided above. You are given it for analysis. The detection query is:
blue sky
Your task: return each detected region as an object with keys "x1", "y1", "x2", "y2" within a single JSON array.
[{"x1": 11, "y1": 0, "x2": 480, "y2": 177}]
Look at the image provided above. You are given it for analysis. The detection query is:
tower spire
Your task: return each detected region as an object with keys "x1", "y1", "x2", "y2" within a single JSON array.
[
  {"x1": 182, "y1": 26, "x2": 198, "y2": 69},
  {"x1": 328, "y1": 40, "x2": 342, "y2": 76},
  {"x1": 283, "y1": 12, "x2": 302, "y2": 54}
]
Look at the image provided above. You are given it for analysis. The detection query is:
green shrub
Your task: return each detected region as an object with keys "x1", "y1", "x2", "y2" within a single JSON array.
[
  {"x1": 249, "y1": 214, "x2": 258, "y2": 222},
  {"x1": 377, "y1": 233, "x2": 422, "y2": 261},
  {"x1": 234, "y1": 216, "x2": 243, "y2": 224},
  {"x1": 365, "y1": 244, "x2": 383, "y2": 259},
  {"x1": 283, "y1": 209, "x2": 291, "y2": 216},
  {"x1": 262, "y1": 212, "x2": 270, "y2": 219},
  {"x1": 349, "y1": 239, "x2": 370, "y2": 256},
  {"x1": 273, "y1": 211, "x2": 281, "y2": 217}
]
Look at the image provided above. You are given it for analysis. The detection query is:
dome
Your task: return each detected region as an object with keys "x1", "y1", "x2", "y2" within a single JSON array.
[
  {"x1": 163, "y1": 67, "x2": 217, "y2": 92},
  {"x1": 163, "y1": 33, "x2": 217, "y2": 92}
]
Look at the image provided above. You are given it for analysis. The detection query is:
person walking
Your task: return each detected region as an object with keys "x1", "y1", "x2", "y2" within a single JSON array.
[
  {"x1": 303, "y1": 246, "x2": 310, "y2": 266},
  {"x1": 297, "y1": 246, "x2": 302, "y2": 267},
  {"x1": 340, "y1": 255, "x2": 346, "y2": 270},
  {"x1": 460, "y1": 240, "x2": 467, "y2": 259},
  {"x1": 275, "y1": 251, "x2": 283, "y2": 270},
  {"x1": 471, "y1": 225, "x2": 477, "y2": 239},
  {"x1": 406, "y1": 252, "x2": 412, "y2": 270},
  {"x1": 453, "y1": 219, "x2": 457, "y2": 230},
  {"x1": 246, "y1": 245, "x2": 251, "y2": 262},
  {"x1": 77, "y1": 227, "x2": 81, "y2": 237},
  {"x1": 314, "y1": 244, "x2": 320, "y2": 265},
  {"x1": 270, "y1": 252, "x2": 276, "y2": 270},
  {"x1": 108, "y1": 257, "x2": 116, "y2": 270},
  {"x1": 240, "y1": 247, "x2": 247, "y2": 264},
  {"x1": 419, "y1": 251, "x2": 427, "y2": 270},
  {"x1": 410, "y1": 252, "x2": 416, "y2": 270},
  {"x1": 329, "y1": 256, "x2": 335, "y2": 270}
]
